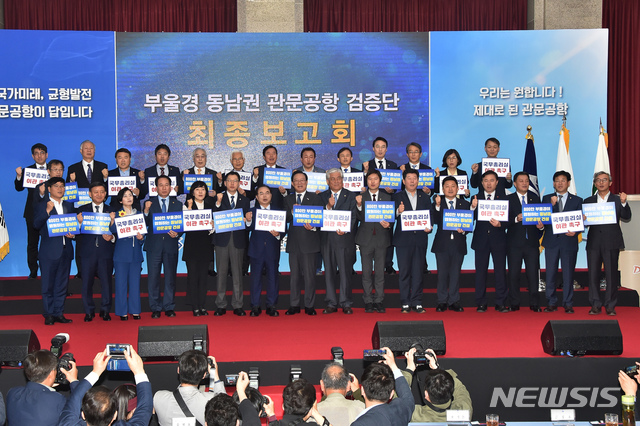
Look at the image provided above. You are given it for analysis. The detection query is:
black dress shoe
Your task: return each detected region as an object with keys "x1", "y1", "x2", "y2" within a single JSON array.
[
  {"x1": 193, "y1": 309, "x2": 201, "y2": 317},
  {"x1": 29, "y1": 273, "x2": 37, "y2": 280},
  {"x1": 510, "y1": 305, "x2": 520, "y2": 311},
  {"x1": 496, "y1": 305, "x2": 511, "y2": 313},
  {"x1": 200, "y1": 309, "x2": 209, "y2": 316},
  {"x1": 544, "y1": 305, "x2": 558, "y2": 312},
  {"x1": 529, "y1": 305, "x2": 541, "y2": 313},
  {"x1": 477, "y1": 304, "x2": 487, "y2": 312},
  {"x1": 84, "y1": 313, "x2": 94, "y2": 322},
  {"x1": 132, "y1": 314, "x2": 141, "y2": 320},
  {"x1": 120, "y1": 315, "x2": 128, "y2": 321},
  {"x1": 449, "y1": 303, "x2": 464, "y2": 312},
  {"x1": 165, "y1": 310, "x2": 176, "y2": 317},
  {"x1": 564, "y1": 306, "x2": 574, "y2": 314},
  {"x1": 436, "y1": 303, "x2": 447, "y2": 312},
  {"x1": 44, "y1": 316, "x2": 55, "y2": 325},
  {"x1": 606, "y1": 307, "x2": 617, "y2": 316},
  {"x1": 342, "y1": 307, "x2": 353, "y2": 315},
  {"x1": 589, "y1": 306, "x2": 602, "y2": 315},
  {"x1": 285, "y1": 307, "x2": 300, "y2": 315},
  {"x1": 214, "y1": 308, "x2": 227, "y2": 316},
  {"x1": 305, "y1": 307, "x2": 317, "y2": 316},
  {"x1": 151, "y1": 311, "x2": 161, "y2": 318},
  {"x1": 412, "y1": 305, "x2": 426, "y2": 314},
  {"x1": 266, "y1": 307, "x2": 279, "y2": 317},
  {"x1": 364, "y1": 303, "x2": 374, "y2": 313},
  {"x1": 374, "y1": 303, "x2": 386, "y2": 313},
  {"x1": 385, "y1": 266, "x2": 397, "y2": 275},
  {"x1": 234, "y1": 308, "x2": 246, "y2": 316},
  {"x1": 401, "y1": 305, "x2": 411, "y2": 314},
  {"x1": 100, "y1": 312, "x2": 111, "y2": 321},
  {"x1": 54, "y1": 316, "x2": 73, "y2": 323},
  {"x1": 323, "y1": 306, "x2": 338, "y2": 314},
  {"x1": 250, "y1": 307, "x2": 261, "y2": 317}
]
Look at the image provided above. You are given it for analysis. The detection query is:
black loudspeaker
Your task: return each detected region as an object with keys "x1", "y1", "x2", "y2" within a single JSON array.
[
  {"x1": 0, "y1": 330, "x2": 41, "y2": 366},
  {"x1": 541, "y1": 320, "x2": 623, "y2": 356},
  {"x1": 138, "y1": 325, "x2": 209, "y2": 361},
  {"x1": 372, "y1": 321, "x2": 446, "y2": 355}
]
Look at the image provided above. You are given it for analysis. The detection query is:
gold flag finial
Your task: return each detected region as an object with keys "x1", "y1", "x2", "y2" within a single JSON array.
[{"x1": 526, "y1": 125, "x2": 533, "y2": 141}]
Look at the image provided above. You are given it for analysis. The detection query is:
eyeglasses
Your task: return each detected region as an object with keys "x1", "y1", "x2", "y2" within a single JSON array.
[
  {"x1": 225, "y1": 179, "x2": 239, "y2": 183},
  {"x1": 595, "y1": 178, "x2": 610, "y2": 183},
  {"x1": 407, "y1": 151, "x2": 421, "y2": 155}
]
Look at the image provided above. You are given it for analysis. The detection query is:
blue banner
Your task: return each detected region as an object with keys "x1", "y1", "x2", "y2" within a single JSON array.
[
  {"x1": 183, "y1": 173, "x2": 214, "y2": 192},
  {"x1": 213, "y1": 208, "x2": 246, "y2": 233},
  {"x1": 379, "y1": 169, "x2": 402, "y2": 189},
  {"x1": 292, "y1": 205, "x2": 323, "y2": 227},
  {"x1": 583, "y1": 202, "x2": 617, "y2": 226},
  {"x1": 75, "y1": 188, "x2": 92, "y2": 208},
  {"x1": 152, "y1": 212, "x2": 184, "y2": 233},
  {"x1": 47, "y1": 214, "x2": 81, "y2": 237},
  {"x1": 264, "y1": 169, "x2": 292, "y2": 189},
  {"x1": 304, "y1": 172, "x2": 329, "y2": 192},
  {"x1": 418, "y1": 169, "x2": 435, "y2": 189},
  {"x1": 62, "y1": 182, "x2": 78, "y2": 203},
  {"x1": 364, "y1": 201, "x2": 395, "y2": 222},
  {"x1": 522, "y1": 203, "x2": 552, "y2": 225},
  {"x1": 443, "y1": 210, "x2": 475, "y2": 231},
  {"x1": 80, "y1": 212, "x2": 112, "y2": 234}
]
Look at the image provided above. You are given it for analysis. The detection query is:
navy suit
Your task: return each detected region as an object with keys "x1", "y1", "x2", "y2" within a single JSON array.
[
  {"x1": 247, "y1": 204, "x2": 284, "y2": 308},
  {"x1": 15, "y1": 162, "x2": 43, "y2": 277},
  {"x1": 34, "y1": 199, "x2": 75, "y2": 318},
  {"x1": 584, "y1": 193, "x2": 632, "y2": 310},
  {"x1": 144, "y1": 196, "x2": 183, "y2": 312},
  {"x1": 431, "y1": 196, "x2": 470, "y2": 305},
  {"x1": 392, "y1": 190, "x2": 432, "y2": 307},
  {"x1": 66, "y1": 160, "x2": 109, "y2": 188},
  {"x1": 351, "y1": 373, "x2": 414, "y2": 426},
  {"x1": 541, "y1": 192, "x2": 583, "y2": 308},
  {"x1": 285, "y1": 191, "x2": 323, "y2": 308},
  {"x1": 77, "y1": 203, "x2": 115, "y2": 315},
  {"x1": 320, "y1": 189, "x2": 357, "y2": 308},
  {"x1": 471, "y1": 190, "x2": 508, "y2": 307},
  {"x1": 111, "y1": 210, "x2": 145, "y2": 317},
  {"x1": 107, "y1": 167, "x2": 145, "y2": 211},
  {"x1": 214, "y1": 191, "x2": 250, "y2": 310},
  {"x1": 253, "y1": 164, "x2": 287, "y2": 210},
  {"x1": 219, "y1": 169, "x2": 254, "y2": 200},
  {"x1": 144, "y1": 164, "x2": 184, "y2": 195},
  {"x1": 6, "y1": 381, "x2": 78, "y2": 426}
]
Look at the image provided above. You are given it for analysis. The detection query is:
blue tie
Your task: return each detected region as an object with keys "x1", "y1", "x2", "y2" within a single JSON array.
[
  {"x1": 449, "y1": 200, "x2": 454, "y2": 210},
  {"x1": 230, "y1": 195, "x2": 235, "y2": 209},
  {"x1": 297, "y1": 194, "x2": 302, "y2": 205},
  {"x1": 87, "y1": 164, "x2": 92, "y2": 182},
  {"x1": 161, "y1": 199, "x2": 167, "y2": 213}
]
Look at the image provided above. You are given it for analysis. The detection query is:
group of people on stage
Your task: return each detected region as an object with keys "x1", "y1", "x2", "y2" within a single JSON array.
[{"x1": 14, "y1": 136, "x2": 631, "y2": 324}]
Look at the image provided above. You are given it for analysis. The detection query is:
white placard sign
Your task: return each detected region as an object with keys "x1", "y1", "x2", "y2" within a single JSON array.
[
  {"x1": 481, "y1": 157, "x2": 510, "y2": 178},
  {"x1": 182, "y1": 209, "x2": 213, "y2": 232},
  {"x1": 22, "y1": 167, "x2": 49, "y2": 188},
  {"x1": 477, "y1": 200, "x2": 509, "y2": 222},
  {"x1": 343, "y1": 172, "x2": 365, "y2": 192},
  {"x1": 321, "y1": 210, "x2": 352, "y2": 233},
  {"x1": 438, "y1": 175, "x2": 468, "y2": 195},
  {"x1": 148, "y1": 176, "x2": 178, "y2": 197},
  {"x1": 446, "y1": 410, "x2": 470, "y2": 422},
  {"x1": 108, "y1": 176, "x2": 137, "y2": 196},
  {"x1": 400, "y1": 210, "x2": 431, "y2": 231},
  {"x1": 237, "y1": 171, "x2": 252, "y2": 191},
  {"x1": 550, "y1": 210, "x2": 585, "y2": 234},
  {"x1": 114, "y1": 213, "x2": 147, "y2": 239},
  {"x1": 255, "y1": 209, "x2": 286, "y2": 233}
]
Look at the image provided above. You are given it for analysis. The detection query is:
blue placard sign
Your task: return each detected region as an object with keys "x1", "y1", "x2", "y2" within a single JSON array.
[
  {"x1": 62, "y1": 182, "x2": 78, "y2": 202},
  {"x1": 47, "y1": 213, "x2": 81, "y2": 237},
  {"x1": 522, "y1": 203, "x2": 552, "y2": 225},
  {"x1": 443, "y1": 209, "x2": 475, "y2": 231},
  {"x1": 80, "y1": 212, "x2": 111, "y2": 234},
  {"x1": 292, "y1": 205, "x2": 323, "y2": 227},
  {"x1": 213, "y1": 208, "x2": 246, "y2": 233},
  {"x1": 183, "y1": 174, "x2": 214, "y2": 192},
  {"x1": 417, "y1": 169, "x2": 436, "y2": 189},
  {"x1": 304, "y1": 172, "x2": 329, "y2": 192},
  {"x1": 263, "y1": 168, "x2": 292, "y2": 189},
  {"x1": 379, "y1": 169, "x2": 402, "y2": 189},
  {"x1": 583, "y1": 202, "x2": 617, "y2": 226},
  {"x1": 152, "y1": 212, "x2": 184, "y2": 233},
  {"x1": 364, "y1": 201, "x2": 395, "y2": 222}
]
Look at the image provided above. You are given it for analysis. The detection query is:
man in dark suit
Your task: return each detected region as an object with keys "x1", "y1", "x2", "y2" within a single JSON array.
[
  {"x1": 471, "y1": 170, "x2": 509, "y2": 313},
  {"x1": 400, "y1": 142, "x2": 433, "y2": 195},
  {"x1": 431, "y1": 176, "x2": 472, "y2": 312},
  {"x1": 14, "y1": 143, "x2": 48, "y2": 278},
  {"x1": 469, "y1": 137, "x2": 513, "y2": 193},
  {"x1": 284, "y1": 171, "x2": 323, "y2": 315},
  {"x1": 184, "y1": 147, "x2": 219, "y2": 195},
  {"x1": 143, "y1": 175, "x2": 183, "y2": 318},
  {"x1": 295, "y1": 147, "x2": 326, "y2": 174},
  {"x1": 144, "y1": 144, "x2": 183, "y2": 196},
  {"x1": 320, "y1": 168, "x2": 357, "y2": 314},
  {"x1": 6, "y1": 349, "x2": 79, "y2": 426},
  {"x1": 351, "y1": 348, "x2": 414, "y2": 426},
  {"x1": 584, "y1": 171, "x2": 632, "y2": 316},
  {"x1": 506, "y1": 172, "x2": 544, "y2": 312},
  {"x1": 34, "y1": 177, "x2": 75, "y2": 325},
  {"x1": 337, "y1": 147, "x2": 361, "y2": 173},
  {"x1": 213, "y1": 171, "x2": 251, "y2": 317},
  {"x1": 355, "y1": 170, "x2": 392, "y2": 313},
  {"x1": 76, "y1": 183, "x2": 115, "y2": 322},
  {"x1": 246, "y1": 185, "x2": 283, "y2": 317},
  {"x1": 66, "y1": 140, "x2": 109, "y2": 189},
  {"x1": 393, "y1": 168, "x2": 432, "y2": 313},
  {"x1": 252, "y1": 145, "x2": 289, "y2": 210},
  {"x1": 542, "y1": 171, "x2": 583, "y2": 313},
  {"x1": 218, "y1": 150, "x2": 253, "y2": 200},
  {"x1": 106, "y1": 148, "x2": 146, "y2": 211},
  {"x1": 32, "y1": 160, "x2": 65, "y2": 210}
]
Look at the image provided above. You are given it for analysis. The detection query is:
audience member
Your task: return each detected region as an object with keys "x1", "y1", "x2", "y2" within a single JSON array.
[
  {"x1": 113, "y1": 384, "x2": 138, "y2": 422},
  {"x1": 317, "y1": 362, "x2": 364, "y2": 426},
  {"x1": 205, "y1": 372, "x2": 261, "y2": 426},
  {"x1": 269, "y1": 378, "x2": 330, "y2": 426}
]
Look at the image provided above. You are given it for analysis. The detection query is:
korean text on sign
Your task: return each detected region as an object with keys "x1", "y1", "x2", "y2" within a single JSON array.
[
  {"x1": 438, "y1": 175, "x2": 468, "y2": 195},
  {"x1": 255, "y1": 209, "x2": 286, "y2": 233},
  {"x1": 583, "y1": 202, "x2": 617, "y2": 226},
  {"x1": 477, "y1": 200, "x2": 509, "y2": 222},
  {"x1": 108, "y1": 176, "x2": 137, "y2": 196},
  {"x1": 400, "y1": 210, "x2": 431, "y2": 231},
  {"x1": 522, "y1": 204, "x2": 552, "y2": 225},
  {"x1": 321, "y1": 210, "x2": 352, "y2": 233},
  {"x1": 183, "y1": 174, "x2": 214, "y2": 193},
  {"x1": 212, "y1": 208, "x2": 246, "y2": 234},
  {"x1": 417, "y1": 169, "x2": 435, "y2": 189},
  {"x1": 442, "y1": 210, "x2": 474, "y2": 231},
  {"x1": 364, "y1": 201, "x2": 395, "y2": 222},
  {"x1": 304, "y1": 172, "x2": 329, "y2": 192},
  {"x1": 182, "y1": 209, "x2": 213, "y2": 232},
  {"x1": 152, "y1": 212, "x2": 184, "y2": 234},
  {"x1": 263, "y1": 169, "x2": 291, "y2": 189},
  {"x1": 22, "y1": 167, "x2": 49, "y2": 188},
  {"x1": 47, "y1": 214, "x2": 81, "y2": 237},
  {"x1": 481, "y1": 158, "x2": 511, "y2": 178},
  {"x1": 343, "y1": 172, "x2": 364, "y2": 192},
  {"x1": 551, "y1": 210, "x2": 584, "y2": 235},
  {"x1": 62, "y1": 182, "x2": 78, "y2": 203},
  {"x1": 80, "y1": 212, "x2": 111, "y2": 235},
  {"x1": 379, "y1": 170, "x2": 402, "y2": 189},
  {"x1": 114, "y1": 214, "x2": 147, "y2": 239},
  {"x1": 292, "y1": 205, "x2": 323, "y2": 227}
]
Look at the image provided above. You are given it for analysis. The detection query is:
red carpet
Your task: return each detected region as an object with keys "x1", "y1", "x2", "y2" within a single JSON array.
[{"x1": 2, "y1": 307, "x2": 640, "y2": 366}]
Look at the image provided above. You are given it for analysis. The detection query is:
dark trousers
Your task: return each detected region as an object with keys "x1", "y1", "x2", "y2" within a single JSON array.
[
  {"x1": 396, "y1": 243, "x2": 426, "y2": 307},
  {"x1": 249, "y1": 255, "x2": 279, "y2": 308},
  {"x1": 146, "y1": 249, "x2": 178, "y2": 312},
  {"x1": 186, "y1": 260, "x2": 209, "y2": 310},
  {"x1": 322, "y1": 243, "x2": 355, "y2": 308},
  {"x1": 507, "y1": 245, "x2": 540, "y2": 307},
  {"x1": 81, "y1": 254, "x2": 113, "y2": 314},
  {"x1": 215, "y1": 239, "x2": 244, "y2": 309},
  {"x1": 40, "y1": 254, "x2": 72, "y2": 317},
  {"x1": 587, "y1": 247, "x2": 620, "y2": 309},
  {"x1": 114, "y1": 260, "x2": 142, "y2": 316},
  {"x1": 360, "y1": 245, "x2": 386, "y2": 304},
  {"x1": 26, "y1": 219, "x2": 40, "y2": 276},
  {"x1": 474, "y1": 245, "x2": 507, "y2": 306},
  {"x1": 289, "y1": 251, "x2": 317, "y2": 308},
  {"x1": 435, "y1": 248, "x2": 464, "y2": 305},
  {"x1": 544, "y1": 247, "x2": 577, "y2": 307}
]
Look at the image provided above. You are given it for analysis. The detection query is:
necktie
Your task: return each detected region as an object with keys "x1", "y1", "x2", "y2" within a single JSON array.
[
  {"x1": 344, "y1": 168, "x2": 348, "y2": 173},
  {"x1": 230, "y1": 195, "x2": 235, "y2": 209},
  {"x1": 449, "y1": 200, "x2": 454, "y2": 210},
  {"x1": 161, "y1": 199, "x2": 167, "y2": 213},
  {"x1": 94, "y1": 205, "x2": 100, "y2": 245},
  {"x1": 372, "y1": 194, "x2": 376, "y2": 201},
  {"x1": 558, "y1": 194, "x2": 564, "y2": 212},
  {"x1": 487, "y1": 194, "x2": 492, "y2": 200},
  {"x1": 87, "y1": 164, "x2": 92, "y2": 181},
  {"x1": 95, "y1": 205, "x2": 100, "y2": 213},
  {"x1": 413, "y1": 165, "x2": 417, "y2": 169},
  {"x1": 333, "y1": 193, "x2": 338, "y2": 206},
  {"x1": 197, "y1": 168, "x2": 202, "y2": 174},
  {"x1": 39, "y1": 166, "x2": 45, "y2": 170},
  {"x1": 378, "y1": 160, "x2": 383, "y2": 169},
  {"x1": 297, "y1": 194, "x2": 302, "y2": 205},
  {"x1": 521, "y1": 195, "x2": 526, "y2": 205},
  {"x1": 160, "y1": 167, "x2": 165, "y2": 176}
]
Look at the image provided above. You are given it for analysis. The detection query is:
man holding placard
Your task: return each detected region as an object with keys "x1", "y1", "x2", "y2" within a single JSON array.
[
  {"x1": 584, "y1": 171, "x2": 632, "y2": 316},
  {"x1": 33, "y1": 177, "x2": 76, "y2": 325},
  {"x1": 106, "y1": 148, "x2": 145, "y2": 212},
  {"x1": 471, "y1": 170, "x2": 509, "y2": 313},
  {"x1": 542, "y1": 171, "x2": 583, "y2": 313},
  {"x1": 252, "y1": 145, "x2": 289, "y2": 210},
  {"x1": 355, "y1": 170, "x2": 392, "y2": 313},
  {"x1": 469, "y1": 137, "x2": 512, "y2": 193},
  {"x1": 144, "y1": 144, "x2": 183, "y2": 197},
  {"x1": 320, "y1": 168, "x2": 357, "y2": 315},
  {"x1": 399, "y1": 142, "x2": 433, "y2": 195},
  {"x1": 506, "y1": 172, "x2": 544, "y2": 312},
  {"x1": 184, "y1": 147, "x2": 218, "y2": 196},
  {"x1": 143, "y1": 175, "x2": 183, "y2": 318},
  {"x1": 431, "y1": 176, "x2": 472, "y2": 313},
  {"x1": 393, "y1": 168, "x2": 432, "y2": 314},
  {"x1": 76, "y1": 182, "x2": 115, "y2": 322}
]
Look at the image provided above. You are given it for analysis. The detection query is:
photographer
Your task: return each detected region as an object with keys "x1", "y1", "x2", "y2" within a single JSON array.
[
  {"x1": 153, "y1": 350, "x2": 225, "y2": 426},
  {"x1": 317, "y1": 362, "x2": 364, "y2": 426},
  {"x1": 618, "y1": 361, "x2": 640, "y2": 419},
  {"x1": 5, "y1": 349, "x2": 80, "y2": 426},
  {"x1": 401, "y1": 347, "x2": 472, "y2": 422},
  {"x1": 57, "y1": 346, "x2": 152, "y2": 426},
  {"x1": 205, "y1": 372, "x2": 261, "y2": 426},
  {"x1": 266, "y1": 378, "x2": 331, "y2": 426}
]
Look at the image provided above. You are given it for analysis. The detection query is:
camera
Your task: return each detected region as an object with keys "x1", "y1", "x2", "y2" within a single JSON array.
[
  {"x1": 625, "y1": 365, "x2": 638, "y2": 377},
  {"x1": 225, "y1": 374, "x2": 239, "y2": 386},
  {"x1": 412, "y1": 344, "x2": 437, "y2": 368},
  {"x1": 106, "y1": 344, "x2": 131, "y2": 371},
  {"x1": 208, "y1": 358, "x2": 215, "y2": 369},
  {"x1": 56, "y1": 353, "x2": 75, "y2": 384},
  {"x1": 363, "y1": 349, "x2": 386, "y2": 360}
]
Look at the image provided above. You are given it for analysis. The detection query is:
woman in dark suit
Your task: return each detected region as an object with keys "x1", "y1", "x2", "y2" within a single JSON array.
[
  {"x1": 183, "y1": 181, "x2": 215, "y2": 316},
  {"x1": 110, "y1": 188, "x2": 144, "y2": 321},
  {"x1": 434, "y1": 148, "x2": 470, "y2": 197}
]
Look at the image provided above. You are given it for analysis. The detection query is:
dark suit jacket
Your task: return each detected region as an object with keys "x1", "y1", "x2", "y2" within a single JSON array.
[
  {"x1": 110, "y1": 211, "x2": 145, "y2": 264},
  {"x1": 33, "y1": 199, "x2": 76, "y2": 261},
  {"x1": 434, "y1": 168, "x2": 468, "y2": 195},
  {"x1": 355, "y1": 191, "x2": 392, "y2": 249},
  {"x1": 392, "y1": 190, "x2": 432, "y2": 247},
  {"x1": 182, "y1": 197, "x2": 215, "y2": 261},
  {"x1": 108, "y1": 167, "x2": 145, "y2": 209},
  {"x1": 14, "y1": 163, "x2": 39, "y2": 222},
  {"x1": 351, "y1": 374, "x2": 415, "y2": 426},
  {"x1": 319, "y1": 189, "x2": 357, "y2": 248},
  {"x1": 144, "y1": 164, "x2": 184, "y2": 195},
  {"x1": 143, "y1": 196, "x2": 183, "y2": 253},
  {"x1": 431, "y1": 196, "x2": 470, "y2": 254},
  {"x1": 213, "y1": 192, "x2": 250, "y2": 248},
  {"x1": 469, "y1": 162, "x2": 513, "y2": 192},
  {"x1": 76, "y1": 203, "x2": 115, "y2": 259},
  {"x1": 366, "y1": 158, "x2": 399, "y2": 171},
  {"x1": 470, "y1": 189, "x2": 507, "y2": 250},
  {"x1": 401, "y1": 162, "x2": 432, "y2": 192},
  {"x1": 6, "y1": 381, "x2": 77, "y2": 426},
  {"x1": 541, "y1": 192, "x2": 583, "y2": 250},
  {"x1": 247, "y1": 204, "x2": 285, "y2": 259},
  {"x1": 284, "y1": 191, "x2": 322, "y2": 254},
  {"x1": 253, "y1": 164, "x2": 286, "y2": 209},
  {"x1": 220, "y1": 169, "x2": 253, "y2": 200},
  {"x1": 185, "y1": 166, "x2": 221, "y2": 193},
  {"x1": 584, "y1": 193, "x2": 632, "y2": 250},
  {"x1": 58, "y1": 379, "x2": 152, "y2": 426},
  {"x1": 66, "y1": 160, "x2": 108, "y2": 189},
  {"x1": 507, "y1": 191, "x2": 542, "y2": 248}
]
